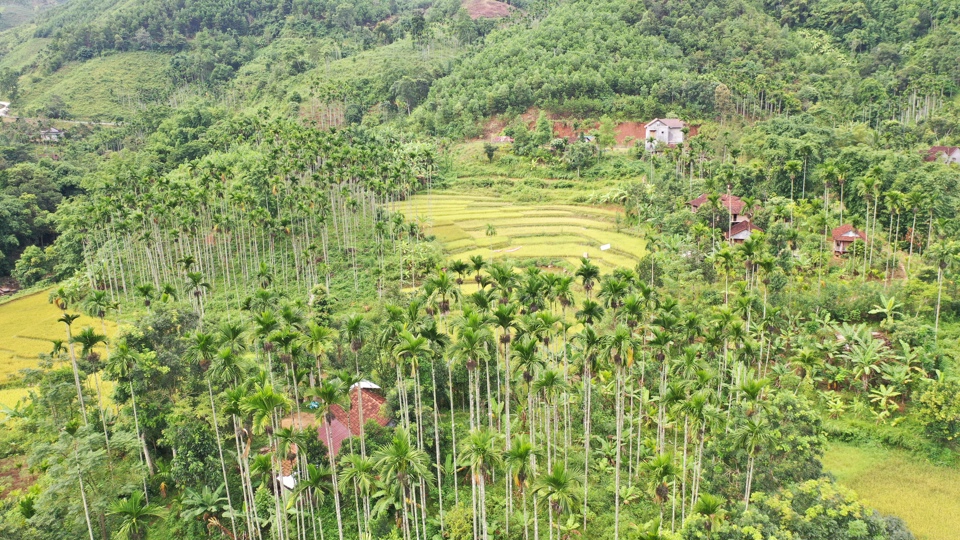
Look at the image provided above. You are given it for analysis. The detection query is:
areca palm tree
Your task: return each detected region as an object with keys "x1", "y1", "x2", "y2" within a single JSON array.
[
  {"x1": 643, "y1": 453, "x2": 677, "y2": 523},
  {"x1": 692, "y1": 494, "x2": 725, "y2": 539},
  {"x1": 186, "y1": 330, "x2": 239, "y2": 534},
  {"x1": 58, "y1": 312, "x2": 87, "y2": 421},
  {"x1": 928, "y1": 241, "x2": 958, "y2": 341},
  {"x1": 459, "y1": 427, "x2": 503, "y2": 540},
  {"x1": 109, "y1": 491, "x2": 167, "y2": 540},
  {"x1": 733, "y1": 417, "x2": 772, "y2": 509},
  {"x1": 392, "y1": 330, "x2": 433, "y2": 443},
  {"x1": 301, "y1": 322, "x2": 337, "y2": 387},
  {"x1": 72, "y1": 326, "x2": 111, "y2": 452},
  {"x1": 575, "y1": 258, "x2": 600, "y2": 297},
  {"x1": 505, "y1": 437, "x2": 538, "y2": 540},
  {"x1": 186, "y1": 271, "x2": 211, "y2": 317},
  {"x1": 312, "y1": 378, "x2": 350, "y2": 540},
  {"x1": 448, "y1": 259, "x2": 469, "y2": 285},
  {"x1": 290, "y1": 463, "x2": 332, "y2": 540},
  {"x1": 135, "y1": 283, "x2": 156, "y2": 308},
  {"x1": 105, "y1": 340, "x2": 155, "y2": 492},
  {"x1": 575, "y1": 299, "x2": 605, "y2": 325},
  {"x1": 531, "y1": 463, "x2": 582, "y2": 540},
  {"x1": 905, "y1": 189, "x2": 926, "y2": 273},
  {"x1": 373, "y1": 428, "x2": 434, "y2": 540},
  {"x1": 340, "y1": 455, "x2": 377, "y2": 539},
  {"x1": 469, "y1": 255, "x2": 487, "y2": 284}
]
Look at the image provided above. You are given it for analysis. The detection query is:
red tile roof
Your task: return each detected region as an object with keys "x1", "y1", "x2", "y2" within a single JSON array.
[
  {"x1": 317, "y1": 387, "x2": 390, "y2": 455},
  {"x1": 726, "y1": 220, "x2": 762, "y2": 239},
  {"x1": 924, "y1": 146, "x2": 959, "y2": 162},
  {"x1": 689, "y1": 193, "x2": 745, "y2": 215},
  {"x1": 832, "y1": 224, "x2": 867, "y2": 242}
]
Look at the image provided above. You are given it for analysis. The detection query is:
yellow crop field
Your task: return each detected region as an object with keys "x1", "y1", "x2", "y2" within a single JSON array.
[
  {"x1": 823, "y1": 442, "x2": 960, "y2": 540},
  {"x1": 395, "y1": 193, "x2": 646, "y2": 271},
  {"x1": 0, "y1": 291, "x2": 116, "y2": 408}
]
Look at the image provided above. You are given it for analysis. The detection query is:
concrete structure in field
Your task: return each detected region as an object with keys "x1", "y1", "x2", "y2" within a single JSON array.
[
  {"x1": 644, "y1": 118, "x2": 685, "y2": 150},
  {"x1": 317, "y1": 380, "x2": 392, "y2": 455},
  {"x1": 924, "y1": 146, "x2": 960, "y2": 164},
  {"x1": 40, "y1": 127, "x2": 63, "y2": 142},
  {"x1": 688, "y1": 193, "x2": 750, "y2": 224},
  {"x1": 726, "y1": 220, "x2": 763, "y2": 244},
  {"x1": 832, "y1": 224, "x2": 867, "y2": 255}
]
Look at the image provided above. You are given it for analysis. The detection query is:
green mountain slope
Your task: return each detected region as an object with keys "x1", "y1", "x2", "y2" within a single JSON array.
[{"x1": 415, "y1": 0, "x2": 960, "y2": 136}]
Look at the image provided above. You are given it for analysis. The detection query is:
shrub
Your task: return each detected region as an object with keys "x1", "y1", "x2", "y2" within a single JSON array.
[{"x1": 915, "y1": 378, "x2": 960, "y2": 445}]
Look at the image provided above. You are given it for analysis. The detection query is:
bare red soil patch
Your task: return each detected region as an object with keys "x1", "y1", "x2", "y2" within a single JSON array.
[
  {"x1": 0, "y1": 456, "x2": 35, "y2": 499},
  {"x1": 464, "y1": 0, "x2": 512, "y2": 19}
]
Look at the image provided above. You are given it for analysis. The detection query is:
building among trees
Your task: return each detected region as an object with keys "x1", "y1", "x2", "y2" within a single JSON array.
[
  {"x1": 924, "y1": 146, "x2": 960, "y2": 164},
  {"x1": 644, "y1": 118, "x2": 685, "y2": 150},
  {"x1": 726, "y1": 220, "x2": 763, "y2": 244},
  {"x1": 832, "y1": 224, "x2": 867, "y2": 255},
  {"x1": 316, "y1": 381, "x2": 392, "y2": 455}
]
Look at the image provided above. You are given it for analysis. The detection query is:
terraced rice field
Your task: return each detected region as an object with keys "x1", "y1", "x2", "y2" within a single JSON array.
[
  {"x1": 0, "y1": 290, "x2": 115, "y2": 408},
  {"x1": 394, "y1": 193, "x2": 646, "y2": 270}
]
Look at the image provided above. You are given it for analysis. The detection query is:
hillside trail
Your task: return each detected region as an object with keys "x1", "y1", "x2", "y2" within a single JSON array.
[{"x1": 0, "y1": 101, "x2": 117, "y2": 125}]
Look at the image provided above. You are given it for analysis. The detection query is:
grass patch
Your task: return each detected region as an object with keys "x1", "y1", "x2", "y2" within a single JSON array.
[
  {"x1": 0, "y1": 37, "x2": 50, "y2": 74},
  {"x1": 823, "y1": 441, "x2": 960, "y2": 540},
  {"x1": 0, "y1": 3, "x2": 34, "y2": 32},
  {"x1": 15, "y1": 51, "x2": 171, "y2": 119}
]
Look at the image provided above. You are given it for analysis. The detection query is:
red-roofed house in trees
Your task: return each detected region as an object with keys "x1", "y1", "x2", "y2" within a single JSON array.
[
  {"x1": 644, "y1": 118, "x2": 686, "y2": 150},
  {"x1": 924, "y1": 146, "x2": 960, "y2": 164},
  {"x1": 832, "y1": 224, "x2": 867, "y2": 255},
  {"x1": 726, "y1": 221, "x2": 763, "y2": 244},
  {"x1": 317, "y1": 381, "x2": 392, "y2": 455},
  {"x1": 688, "y1": 193, "x2": 750, "y2": 223}
]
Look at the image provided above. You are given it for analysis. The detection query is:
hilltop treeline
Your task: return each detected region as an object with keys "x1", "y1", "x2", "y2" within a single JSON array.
[{"x1": 416, "y1": 0, "x2": 960, "y2": 136}]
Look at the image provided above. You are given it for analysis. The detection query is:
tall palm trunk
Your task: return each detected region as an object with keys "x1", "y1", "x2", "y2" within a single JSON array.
[
  {"x1": 75, "y1": 442, "x2": 96, "y2": 540},
  {"x1": 325, "y1": 421, "x2": 345, "y2": 540},
  {"x1": 207, "y1": 379, "x2": 237, "y2": 535},
  {"x1": 64, "y1": 323, "x2": 88, "y2": 423},
  {"x1": 908, "y1": 210, "x2": 919, "y2": 275},
  {"x1": 613, "y1": 365, "x2": 623, "y2": 540},
  {"x1": 582, "y1": 363, "x2": 592, "y2": 533}
]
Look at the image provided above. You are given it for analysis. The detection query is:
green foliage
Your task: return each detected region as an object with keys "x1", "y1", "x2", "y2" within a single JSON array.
[{"x1": 915, "y1": 378, "x2": 960, "y2": 445}]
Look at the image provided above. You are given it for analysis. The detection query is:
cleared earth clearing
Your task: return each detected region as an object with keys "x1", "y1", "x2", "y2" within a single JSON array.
[{"x1": 396, "y1": 193, "x2": 645, "y2": 269}]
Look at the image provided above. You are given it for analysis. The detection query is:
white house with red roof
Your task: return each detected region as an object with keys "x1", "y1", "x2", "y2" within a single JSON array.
[
  {"x1": 924, "y1": 146, "x2": 960, "y2": 164},
  {"x1": 832, "y1": 224, "x2": 867, "y2": 254},
  {"x1": 726, "y1": 221, "x2": 763, "y2": 244}
]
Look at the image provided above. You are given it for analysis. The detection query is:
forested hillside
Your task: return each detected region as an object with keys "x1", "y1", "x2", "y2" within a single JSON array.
[
  {"x1": 1, "y1": 0, "x2": 960, "y2": 539},
  {"x1": 416, "y1": 0, "x2": 960, "y2": 136}
]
